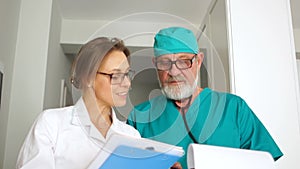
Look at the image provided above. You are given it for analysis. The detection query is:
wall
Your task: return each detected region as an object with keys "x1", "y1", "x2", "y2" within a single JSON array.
[
  {"x1": 3, "y1": 0, "x2": 53, "y2": 168},
  {"x1": 60, "y1": 14, "x2": 202, "y2": 48},
  {"x1": 207, "y1": 0, "x2": 230, "y2": 92},
  {"x1": 43, "y1": 0, "x2": 72, "y2": 109},
  {"x1": 294, "y1": 29, "x2": 300, "y2": 52},
  {"x1": 1, "y1": 0, "x2": 72, "y2": 167},
  {"x1": 0, "y1": 0, "x2": 21, "y2": 168},
  {"x1": 297, "y1": 60, "x2": 300, "y2": 91},
  {"x1": 227, "y1": 0, "x2": 300, "y2": 168},
  {"x1": 297, "y1": 59, "x2": 300, "y2": 95}
]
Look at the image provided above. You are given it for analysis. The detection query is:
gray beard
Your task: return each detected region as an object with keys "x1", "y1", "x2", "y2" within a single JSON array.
[{"x1": 160, "y1": 75, "x2": 198, "y2": 100}]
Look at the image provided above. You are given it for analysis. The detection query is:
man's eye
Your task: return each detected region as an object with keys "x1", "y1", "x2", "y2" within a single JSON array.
[
  {"x1": 112, "y1": 75, "x2": 122, "y2": 79},
  {"x1": 177, "y1": 60, "x2": 189, "y2": 64},
  {"x1": 159, "y1": 61, "x2": 170, "y2": 65}
]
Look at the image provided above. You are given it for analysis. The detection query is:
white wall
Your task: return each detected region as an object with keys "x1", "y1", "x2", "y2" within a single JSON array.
[
  {"x1": 1, "y1": 0, "x2": 72, "y2": 168},
  {"x1": 206, "y1": 0, "x2": 230, "y2": 92},
  {"x1": 297, "y1": 60, "x2": 300, "y2": 90},
  {"x1": 0, "y1": 0, "x2": 21, "y2": 168},
  {"x1": 4, "y1": 0, "x2": 53, "y2": 168},
  {"x1": 44, "y1": 0, "x2": 72, "y2": 109},
  {"x1": 226, "y1": 0, "x2": 300, "y2": 168},
  {"x1": 294, "y1": 29, "x2": 300, "y2": 52}
]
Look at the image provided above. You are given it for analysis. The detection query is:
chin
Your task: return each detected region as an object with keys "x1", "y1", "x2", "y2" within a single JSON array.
[{"x1": 113, "y1": 100, "x2": 127, "y2": 107}]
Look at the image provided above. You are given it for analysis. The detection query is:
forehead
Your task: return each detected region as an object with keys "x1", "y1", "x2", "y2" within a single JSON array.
[
  {"x1": 157, "y1": 53, "x2": 195, "y2": 60},
  {"x1": 99, "y1": 50, "x2": 129, "y2": 71}
]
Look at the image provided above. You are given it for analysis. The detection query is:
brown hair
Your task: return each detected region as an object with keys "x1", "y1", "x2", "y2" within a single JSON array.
[{"x1": 70, "y1": 37, "x2": 130, "y2": 89}]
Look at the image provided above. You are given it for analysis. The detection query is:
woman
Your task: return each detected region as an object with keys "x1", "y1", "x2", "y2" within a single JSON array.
[{"x1": 16, "y1": 37, "x2": 141, "y2": 169}]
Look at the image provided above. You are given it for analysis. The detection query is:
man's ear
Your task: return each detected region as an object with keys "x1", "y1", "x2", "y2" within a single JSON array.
[
  {"x1": 152, "y1": 57, "x2": 156, "y2": 65},
  {"x1": 197, "y1": 52, "x2": 204, "y2": 67}
]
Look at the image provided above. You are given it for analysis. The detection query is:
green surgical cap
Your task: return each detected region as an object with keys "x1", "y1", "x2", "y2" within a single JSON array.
[{"x1": 154, "y1": 27, "x2": 199, "y2": 57}]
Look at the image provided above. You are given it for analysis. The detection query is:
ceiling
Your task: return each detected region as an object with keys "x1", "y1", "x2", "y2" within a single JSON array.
[
  {"x1": 57, "y1": 0, "x2": 210, "y2": 24},
  {"x1": 57, "y1": 0, "x2": 300, "y2": 29}
]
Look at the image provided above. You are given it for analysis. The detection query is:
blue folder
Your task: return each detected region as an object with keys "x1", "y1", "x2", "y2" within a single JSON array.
[
  {"x1": 87, "y1": 133, "x2": 184, "y2": 169},
  {"x1": 99, "y1": 145, "x2": 182, "y2": 169}
]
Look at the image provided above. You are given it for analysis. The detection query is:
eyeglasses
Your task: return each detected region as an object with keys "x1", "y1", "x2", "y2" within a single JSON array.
[
  {"x1": 154, "y1": 54, "x2": 196, "y2": 71},
  {"x1": 97, "y1": 70, "x2": 135, "y2": 85}
]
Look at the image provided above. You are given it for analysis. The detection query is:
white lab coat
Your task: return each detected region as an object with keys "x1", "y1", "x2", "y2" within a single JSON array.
[{"x1": 16, "y1": 97, "x2": 141, "y2": 169}]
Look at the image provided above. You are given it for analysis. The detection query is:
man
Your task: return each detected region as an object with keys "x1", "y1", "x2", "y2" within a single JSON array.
[{"x1": 127, "y1": 27, "x2": 283, "y2": 169}]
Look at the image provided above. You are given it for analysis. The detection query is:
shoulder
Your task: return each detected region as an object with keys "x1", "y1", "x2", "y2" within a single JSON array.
[
  {"x1": 39, "y1": 106, "x2": 73, "y2": 124},
  {"x1": 114, "y1": 119, "x2": 141, "y2": 137},
  {"x1": 207, "y1": 89, "x2": 247, "y2": 105},
  {"x1": 32, "y1": 106, "x2": 74, "y2": 133},
  {"x1": 20, "y1": 106, "x2": 74, "y2": 147},
  {"x1": 133, "y1": 95, "x2": 168, "y2": 112},
  {"x1": 129, "y1": 95, "x2": 169, "y2": 123},
  {"x1": 208, "y1": 88, "x2": 242, "y2": 99},
  {"x1": 133, "y1": 99, "x2": 152, "y2": 111},
  {"x1": 203, "y1": 89, "x2": 252, "y2": 117}
]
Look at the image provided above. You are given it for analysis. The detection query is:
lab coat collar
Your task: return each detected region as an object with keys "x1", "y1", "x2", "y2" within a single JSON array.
[
  {"x1": 71, "y1": 97, "x2": 90, "y2": 126},
  {"x1": 71, "y1": 97, "x2": 119, "y2": 142}
]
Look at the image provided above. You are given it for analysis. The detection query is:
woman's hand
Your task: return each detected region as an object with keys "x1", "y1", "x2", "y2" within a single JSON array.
[{"x1": 170, "y1": 162, "x2": 182, "y2": 169}]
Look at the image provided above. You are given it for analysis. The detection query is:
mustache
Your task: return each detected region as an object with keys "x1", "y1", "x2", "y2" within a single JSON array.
[{"x1": 164, "y1": 76, "x2": 186, "y2": 83}]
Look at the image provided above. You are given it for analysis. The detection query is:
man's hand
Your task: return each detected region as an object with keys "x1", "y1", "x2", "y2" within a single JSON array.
[{"x1": 170, "y1": 162, "x2": 182, "y2": 169}]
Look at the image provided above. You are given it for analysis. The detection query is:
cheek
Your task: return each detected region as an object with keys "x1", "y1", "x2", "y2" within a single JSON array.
[
  {"x1": 183, "y1": 68, "x2": 198, "y2": 84},
  {"x1": 157, "y1": 71, "x2": 168, "y2": 82},
  {"x1": 110, "y1": 85, "x2": 128, "y2": 106},
  {"x1": 94, "y1": 80, "x2": 113, "y2": 103}
]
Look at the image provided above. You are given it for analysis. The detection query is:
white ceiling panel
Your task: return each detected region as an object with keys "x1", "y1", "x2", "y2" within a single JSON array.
[
  {"x1": 57, "y1": 0, "x2": 300, "y2": 29},
  {"x1": 57, "y1": 0, "x2": 212, "y2": 24}
]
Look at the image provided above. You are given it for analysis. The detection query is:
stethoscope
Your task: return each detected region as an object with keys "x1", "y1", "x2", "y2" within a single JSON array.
[{"x1": 174, "y1": 95, "x2": 199, "y2": 144}]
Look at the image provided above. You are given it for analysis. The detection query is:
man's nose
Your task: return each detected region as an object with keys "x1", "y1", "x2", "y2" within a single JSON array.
[{"x1": 168, "y1": 63, "x2": 181, "y2": 76}]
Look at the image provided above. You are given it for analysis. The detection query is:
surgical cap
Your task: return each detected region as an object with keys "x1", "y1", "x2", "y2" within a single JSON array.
[{"x1": 154, "y1": 27, "x2": 199, "y2": 57}]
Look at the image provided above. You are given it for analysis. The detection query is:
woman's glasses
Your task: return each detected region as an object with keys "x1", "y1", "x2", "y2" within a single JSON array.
[{"x1": 97, "y1": 70, "x2": 135, "y2": 85}]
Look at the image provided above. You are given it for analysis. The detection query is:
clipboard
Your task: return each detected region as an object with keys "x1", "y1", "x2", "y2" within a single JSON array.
[
  {"x1": 87, "y1": 133, "x2": 184, "y2": 169},
  {"x1": 187, "y1": 143, "x2": 275, "y2": 169}
]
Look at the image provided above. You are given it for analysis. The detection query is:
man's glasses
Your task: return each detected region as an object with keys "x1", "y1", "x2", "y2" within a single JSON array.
[
  {"x1": 154, "y1": 54, "x2": 196, "y2": 71},
  {"x1": 97, "y1": 70, "x2": 135, "y2": 85}
]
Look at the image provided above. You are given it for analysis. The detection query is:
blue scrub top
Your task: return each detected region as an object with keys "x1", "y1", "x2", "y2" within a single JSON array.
[{"x1": 127, "y1": 88, "x2": 283, "y2": 169}]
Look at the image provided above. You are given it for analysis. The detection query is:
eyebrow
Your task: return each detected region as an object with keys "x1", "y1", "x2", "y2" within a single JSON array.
[
  {"x1": 107, "y1": 67, "x2": 130, "y2": 73},
  {"x1": 177, "y1": 54, "x2": 194, "y2": 59},
  {"x1": 157, "y1": 55, "x2": 193, "y2": 61}
]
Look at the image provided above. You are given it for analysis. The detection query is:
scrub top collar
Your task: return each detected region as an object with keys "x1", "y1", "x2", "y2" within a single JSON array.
[{"x1": 71, "y1": 97, "x2": 119, "y2": 144}]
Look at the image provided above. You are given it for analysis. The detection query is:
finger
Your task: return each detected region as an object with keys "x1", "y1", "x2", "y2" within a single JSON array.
[{"x1": 170, "y1": 162, "x2": 182, "y2": 169}]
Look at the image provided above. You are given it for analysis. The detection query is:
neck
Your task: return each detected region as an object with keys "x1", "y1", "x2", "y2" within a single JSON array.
[
  {"x1": 83, "y1": 93, "x2": 112, "y2": 138},
  {"x1": 174, "y1": 87, "x2": 203, "y2": 113},
  {"x1": 174, "y1": 96, "x2": 192, "y2": 109}
]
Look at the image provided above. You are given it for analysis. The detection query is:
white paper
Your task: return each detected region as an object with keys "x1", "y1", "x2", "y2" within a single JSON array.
[{"x1": 187, "y1": 143, "x2": 275, "y2": 169}]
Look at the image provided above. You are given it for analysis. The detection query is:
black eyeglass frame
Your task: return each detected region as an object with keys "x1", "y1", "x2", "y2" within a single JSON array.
[
  {"x1": 96, "y1": 69, "x2": 135, "y2": 85},
  {"x1": 154, "y1": 54, "x2": 197, "y2": 71}
]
